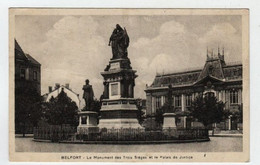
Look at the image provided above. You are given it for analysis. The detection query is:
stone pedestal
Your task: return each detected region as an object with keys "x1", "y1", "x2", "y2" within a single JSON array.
[
  {"x1": 163, "y1": 113, "x2": 177, "y2": 129},
  {"x1": 162, "y1": 113, "x2": 177, "y2": 137},
  {"x1": 98, "y1": 58, "x2": 143, "y2": 129},
  {"x1": 98, "y1": 98, "x2": 142, "y2": 129},
  {"x1": 77, "y1": 111, "x2": 98, "y2": 134}
]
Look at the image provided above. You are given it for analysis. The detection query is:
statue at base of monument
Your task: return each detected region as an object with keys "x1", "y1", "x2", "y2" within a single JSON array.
[
  {"x1": 83, "y1": 79, "x2": 94, "y2": 111},
  {"x1": 108, "y1": 24, "x2": 129, "y2": 60}
]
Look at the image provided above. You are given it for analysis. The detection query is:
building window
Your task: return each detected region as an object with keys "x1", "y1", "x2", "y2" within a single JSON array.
[
  {"x1": 234, "y1": 70, "x2": 238, "y2": 76},
  {"x1": 20, "y1": 69, "x2": 25, "y2": 79},
  {"x1": 111, "y1": 83, "x2": 118, "y2": 96},
  {"x1": 175, "y1": 95, "x2": 182, "y2": 107},
  {"x1": 155, "y1": 96, "x2": 161, "y2": 110},
  {"x1": 230, "y1": 90, "x2": 238, "y2": 104},
  {"x1": 186, "y1": 94, "x2": 192, "y2": 107},
  {"x1": 81, "y1": 116, "x2": 86, "y2": 124},
  {"x1": 33, "y1": 71, "x2": 37, "y2": 81}
]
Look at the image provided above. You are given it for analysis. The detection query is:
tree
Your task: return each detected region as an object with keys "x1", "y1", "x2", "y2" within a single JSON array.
[
  {"x1": 227, "y1": 103, "x2": 243, "y2": 123},
  {"x1": 155, "y1": 107, "x2": 164, "y2": 127},
  {"x1": 136, "y1": 99, "x2": 145, "y2": 125},
  {"x1": 15, "y1": 86, "x2": 42, "y2": 136},
  {"x1": 44, "y1": 89, "x2": 79, "y2": 127},
  {"x1": 90, "y1": 99, "x2": 102, "y2": 124},
  {"x1": 189, "y1": 94, "x2": 227, "y2": 128}
]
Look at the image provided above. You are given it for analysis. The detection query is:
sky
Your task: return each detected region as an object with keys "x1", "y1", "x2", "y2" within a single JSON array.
[{"x1": 15, "y1": 15, "x2": 242, "y2": 107}]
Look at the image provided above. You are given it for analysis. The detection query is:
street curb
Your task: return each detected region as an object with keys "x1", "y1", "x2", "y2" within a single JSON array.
[{"x1": 33, "y1": 138, "x2": 210, "y2": 144}]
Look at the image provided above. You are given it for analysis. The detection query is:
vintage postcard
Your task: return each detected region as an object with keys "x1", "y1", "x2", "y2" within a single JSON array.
[{"x1": 9, "y1": 8, "x2": 249, "y2": 162}]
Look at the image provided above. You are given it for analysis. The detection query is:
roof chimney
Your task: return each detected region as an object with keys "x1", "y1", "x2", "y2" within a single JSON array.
[
  {"x1": 65, "y1": 83, "x2": 70, "y2": 89},
  {"x1": 48, "y1": 86, "x2": 52, "y2": 93},
  {"x1": 55, "y1": 83, "x2": 60, "y2": 89}
]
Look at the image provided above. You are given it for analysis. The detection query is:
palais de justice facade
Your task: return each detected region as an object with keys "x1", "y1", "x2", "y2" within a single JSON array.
[{"x1": 145, "y1": 49, "x2": 243, "y2": 130}]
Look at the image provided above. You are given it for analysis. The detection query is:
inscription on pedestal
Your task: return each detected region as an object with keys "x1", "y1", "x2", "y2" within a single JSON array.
[
  {"x1": 109, "y1": 82, "x2": 121, "y2": 99},
  {"x1": 110, "y1": 62, "x2": 120, "y2": 70}
]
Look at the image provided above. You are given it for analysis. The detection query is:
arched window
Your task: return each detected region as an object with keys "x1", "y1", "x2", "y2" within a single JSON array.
[
  {"x1": 205, "y1": 92, "x2": 215, "y2": 98},
  {"x1": 230, "y1": 90, "x2": 238, "y2": 104}
]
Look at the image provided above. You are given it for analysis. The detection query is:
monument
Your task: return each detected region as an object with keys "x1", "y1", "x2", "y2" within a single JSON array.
[
  {"x1": 162, "y1": 85, "x2": 178, "y2": 137},
  {"x1": 77, "y1": 79, "x2": 98, "y2": 134},
  {"x1": 98, "y1": 24, "x2": 142, "y2": 129}
]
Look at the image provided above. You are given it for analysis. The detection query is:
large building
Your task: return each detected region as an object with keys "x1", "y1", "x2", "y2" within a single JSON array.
[
  {"x1": 145, "y1": 48, "x2": 242, "y2": 130},
  {"x1": 15, "y1": 39, "x2": 41, "y2": 94}
]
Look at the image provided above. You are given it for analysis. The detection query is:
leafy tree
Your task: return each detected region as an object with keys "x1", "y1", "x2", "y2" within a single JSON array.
[
  {"x1": 189, "y1": 94, "x2": 227, "y2": 127},
  {"x1": 136, "y1": 99, "x2": 145, "y2": 125},
  {"x1": 90, "y1": 99, "x2": 102, "y2": 124},
  {"x1": 90, "y1": 99, "x2": 101, "y2": 112},
  {"x1": 228, "y1": 103, "x2": 243, "y2": 123},
  {"x1": 155, "y1": 107, "x2": 164, "y2": 127},
  {"x1": 15, "y1": 86, "x2": 42, "y2": 136},
  {"x1": 44, "y1": 89, "x2": 79, "y2": 127}
]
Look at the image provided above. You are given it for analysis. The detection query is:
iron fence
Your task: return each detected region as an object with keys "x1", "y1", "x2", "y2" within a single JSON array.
[
  {"x1": 34, "y1": 126, "x2": 208, "y2": 142},
  {"x1": 34, "y1": 125, "x2": 77, "y2": 142}
]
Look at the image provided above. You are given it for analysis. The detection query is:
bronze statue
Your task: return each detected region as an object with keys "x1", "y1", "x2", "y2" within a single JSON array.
[
  {"x1": 108, "y1": 24, "x2": 129, "y2": 59},
  {"x1": 82, "y1": 79, "x2": 94, "y2": 110}
]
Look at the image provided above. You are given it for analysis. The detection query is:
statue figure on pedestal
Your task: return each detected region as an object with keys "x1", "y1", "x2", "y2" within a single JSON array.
[
  {"x1": 108, "y1": 24, "x2": 130, "y2": 59},
  {"x1": 83, "y1": 79, "x2": 94, "y2": 111}
]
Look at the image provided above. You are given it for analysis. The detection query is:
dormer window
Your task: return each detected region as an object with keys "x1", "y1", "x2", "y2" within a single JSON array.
[{"x1": 209, "y1": 65, "x2": 213, "y2": 74}]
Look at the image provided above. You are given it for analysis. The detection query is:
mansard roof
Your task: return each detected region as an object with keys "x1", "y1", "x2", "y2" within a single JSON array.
[
  {"x1": 151, "y1": 69, "x2": 201, "y2": 88},
  {"x1": 223, "y1": 62, "x2": 242, "y2": 81},
  {"x1": 197, "y1": 58, "x2": 225, "y2": 81},
  {"x1": 148, "y1": 55, "x2": 242, "y2": 90}
]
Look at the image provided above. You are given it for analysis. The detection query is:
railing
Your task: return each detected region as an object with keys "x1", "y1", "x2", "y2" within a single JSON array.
[
  {"x1": 76, "y1": 128, "x2": 208, "y2": 141},
  {"x1": 33, "y1": 125, "x2": 77, "y2": 142},
  {"x1": 34, "y1": 126, "x2": 208, "y2": 142}
]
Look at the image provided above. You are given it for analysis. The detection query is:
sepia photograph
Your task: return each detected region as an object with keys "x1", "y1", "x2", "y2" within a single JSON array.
[{"x1": 9, "y1": 8, "x2": 249, "y2": 162}]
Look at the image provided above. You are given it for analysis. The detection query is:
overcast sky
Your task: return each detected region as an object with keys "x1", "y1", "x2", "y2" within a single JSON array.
[{"x1": 15, "y1": 15, "x2": 242, "y2": 106}]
